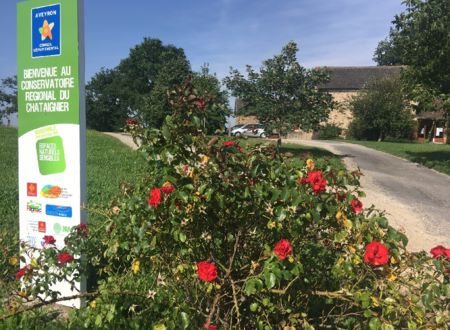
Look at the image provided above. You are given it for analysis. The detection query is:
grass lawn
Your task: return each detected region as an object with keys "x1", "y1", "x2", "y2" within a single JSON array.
[
  {"x1": 0, "y1": 127, "x2": 148, "y2": 236},
  {"x1": 345, "y1": 139, "x2": 450, "y2": 175}
]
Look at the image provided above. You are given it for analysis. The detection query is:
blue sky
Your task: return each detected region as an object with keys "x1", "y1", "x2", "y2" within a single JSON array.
[{"x1": 1, "y1": 0, "x2": 404, "y2": 81}]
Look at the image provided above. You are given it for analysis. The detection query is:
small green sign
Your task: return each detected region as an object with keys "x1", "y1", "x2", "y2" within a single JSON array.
[{"x1": 36, "y1": 135, "x2": 66, "y2": 175}]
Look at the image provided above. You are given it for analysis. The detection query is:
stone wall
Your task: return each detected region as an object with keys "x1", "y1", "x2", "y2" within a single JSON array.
[{"x1": 327, "y1": 91, "x2": 357, "y2": 131}]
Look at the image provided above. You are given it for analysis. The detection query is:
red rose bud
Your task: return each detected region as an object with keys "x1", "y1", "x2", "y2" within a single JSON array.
[
  {"x1": 43, "y1": 235, "x2": 56, "y2": 245},
  {"x1": 351, "y1": 198, "x2": 363, "y2": 213},
  {"x1": 196, "y1": 98, "x2": 206, "y2": 110},
  {"x1": 57, "y1": 252, "x2": 74, "y2": 264},
  {"x1": 161, "y1": 184, "x2": 175, "y2": 194},
  {"x1": 126, "y1": 118, "x2": 138, "y2": 126},
  {"x1": 222, "y1": 141, "x2": 236, "y2": 147},
  {"x1": 76, "y1": 224, "x2": 88, "y2": 237},
  {"x1": 297, "y1": 177, "x2": 309, "y2": 184},
  {"x1": 205, "y1": 322, "x2": 217, "y2": 330},
  {"x1": 196, "y1": 261, "x2": 218, "y2": 282},
  {"x1": 274, "y1": 239, "x2": 292, "y2": 260},
  {"x1": 430, "y1": 245, "x2": 449, "y2": 259},
  {"x1": 236, "y1": 146, "x2": 243, "y2": 153},
  {"x1": 148, "y1": 188, "x2": 162, "y2": 207},
  {"x1": 364, "y1": 241, "x2": 389, "y2": 266},
  {"x1": 16, "y1": 265, "x2": 32, "y2": 280}
]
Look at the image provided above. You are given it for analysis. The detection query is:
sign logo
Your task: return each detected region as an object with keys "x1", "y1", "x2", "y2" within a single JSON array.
[
  {"x1": 53, "y1": 223, "x2": 71, "y2": 234},
  {"x1": 41, "y1": 184, "x2": 62, "y2": 198},
  {"x1": 31, "y1": 4, "x2": 61, "y2": 58},
  {"x1": 27, "y1": 200, "x2": 42, "y2": 213},
  {"x1": 45, "y1": 204, "x2": 72, "y2": 218},
  {"x1": 27, "y1": 182, "x2": 37, "y2": 196},
  {"x1": 38, "y1": 221, "x2": 46, "y2": 233}
]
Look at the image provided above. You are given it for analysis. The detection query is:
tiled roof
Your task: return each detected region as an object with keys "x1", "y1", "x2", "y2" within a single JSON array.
[{"x1": 320, "y1": 66, "x2": 404, "y2": 91}]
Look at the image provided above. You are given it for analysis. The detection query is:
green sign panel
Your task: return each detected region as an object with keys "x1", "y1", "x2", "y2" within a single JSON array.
[{"x1": 17, "y1": 0, "x2": 86, "y2": 308}]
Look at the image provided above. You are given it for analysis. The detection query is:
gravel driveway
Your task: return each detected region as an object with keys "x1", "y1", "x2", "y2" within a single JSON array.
[{"x1": 285, "y1": 139, "x2": 450, "y2": 252}]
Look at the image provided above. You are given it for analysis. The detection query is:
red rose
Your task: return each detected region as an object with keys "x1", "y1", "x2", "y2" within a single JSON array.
[
  {"x1": 196, "y1": 98, "x2": 206, "y2": 110},
  {"x1": 297, "y1": 171, "x2": 327, "y2": 194},
  {"x1": 351, "y1": 198, "x2": 363, "y2": 213},
  {"x1": 430, "y1": 245, "x2": 449, "y2": 259},
  {"x1": 205, "y1": 322, "x2": 217, "y2": 330},
  {"x1": 126, "y1": 118, "x2": 138, "y2": 126},
  {"x1": 58, "y1": 252, "x2": 74, "y2": 264},
  {"x1": 16, "y1": 265, "x2": 31, "y2": 280},
  {"x1": 223, "y1": 141, "x2": 236, "y2": 147},
  {"x1": 197, "y1": 261, "x2": 218, "y2": 282},
  {"x1": 307, "y1": 171, "x2": 327, "y2": 194},
  {"x1": 148, "y1": 188, "x2": 162, "y2": 207},
  {"x1": 161, "y1": 184, "x2": 175, "y2": 194},
  {"x1": 43, "y1": 235, "x2": 56, "y2": 245},
  {"x1": 364, "y1": 241, "x2": 389, "y2": 266},
  {"x1": 274, "y1": 239, "x2": 292, "y2": 260},
  {"x1": 76, "y1": 224, "x2": 88, "y2": 237}
]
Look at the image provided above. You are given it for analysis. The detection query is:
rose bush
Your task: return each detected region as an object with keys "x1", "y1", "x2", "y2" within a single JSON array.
[{"x1": 1, "y1": 79, "x2": 449, "y2": 329}]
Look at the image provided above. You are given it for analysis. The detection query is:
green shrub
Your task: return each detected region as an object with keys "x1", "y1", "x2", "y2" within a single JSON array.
[
  {"x1": 2, "y1": 79, "x2": 449, "y2": 329},
  {"x1": 348, "y1": 77, "x2": 415, "y2": 141}
]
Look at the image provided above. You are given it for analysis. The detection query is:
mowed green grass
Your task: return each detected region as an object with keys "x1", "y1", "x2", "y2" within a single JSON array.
[
  {"x1": 0, "y1": 127, "x2": 148, "y2": 236},
  {"x1": 345, "y1": 140, "x2": 450, "y2": 175}
]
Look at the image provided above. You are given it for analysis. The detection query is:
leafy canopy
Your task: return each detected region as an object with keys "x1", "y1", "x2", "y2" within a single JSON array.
[
  {"x1": 348, "y1": 76, "x2": 414, "y2": 141},
  {"x1": 224, "y1": 42, "x2": 333, "y2": 137},
  {"x1": 0, "y1": 76, "x2": 17, "y2": 124},
  {"x1": 373, "y1": 0, "x2": 450, "y2": 113}
]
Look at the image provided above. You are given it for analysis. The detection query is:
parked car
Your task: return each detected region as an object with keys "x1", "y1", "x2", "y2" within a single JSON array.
[{"x1": 231, "y1": 123, "x2": 267, "y2": 138}]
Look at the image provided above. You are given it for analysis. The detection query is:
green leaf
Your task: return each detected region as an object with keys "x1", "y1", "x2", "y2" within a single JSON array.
[
  {"x1": 244, "y1": 278, "x2": 263, "y2": 296},
  {"x1": 369, "y1": 318, "x2": 381, "y2": 330},
  {"x1": 180, "y1": 312, "x2": 190, "y2": 329},
  {"x1": 265, "y1": 272, "x2": 276, "y2": 289},
  {"x1": 179, "y1": 232, "x2": 187, "y2": 243}
]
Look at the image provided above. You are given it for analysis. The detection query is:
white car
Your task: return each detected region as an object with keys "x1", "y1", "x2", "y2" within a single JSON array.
[{"x1": 231, "y1": 124, "x2": 267, "y2": 138}]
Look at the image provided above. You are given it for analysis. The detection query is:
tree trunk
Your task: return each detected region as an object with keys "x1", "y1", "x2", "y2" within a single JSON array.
[{"x1": 377, "y1": 131, "x2": 383, "y2": 142}]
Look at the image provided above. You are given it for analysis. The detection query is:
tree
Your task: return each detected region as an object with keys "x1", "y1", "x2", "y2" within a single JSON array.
[
  {"x1": 86, "y1": 38, "x2": 191, "y2": 130},
  {"x1": 373, "y1": 0, "x2": 450, "y2": 110},
  {"x1": 191, "y1": 65, "x2": 230, "y2": 134},
  {"x1": 86, "y1": 68, "x2": 126, "y2": 131},
  {"x1": 117, "y1": 38, "x2": 191, "y2": 128},
  {"x1": 224, "y1": 42, "x2": 333, "y2": 143},
  {"x1": 0, "y1": 76, "x2": 17, "y2": 126},
  {"x1": 348, "y1": 76, "x2": 414, "y2": 141}
]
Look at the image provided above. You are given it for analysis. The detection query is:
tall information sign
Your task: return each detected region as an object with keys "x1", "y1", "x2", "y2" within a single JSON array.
[{"x1": 17, "y1": 0, "x2": 86, "y2": 307}]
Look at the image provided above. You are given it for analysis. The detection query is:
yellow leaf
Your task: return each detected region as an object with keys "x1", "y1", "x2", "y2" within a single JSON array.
[
  {"x1": 390, "y1": 256, "x2": 399, "y2": 264},
  {"x1": 336, "y1": 211, "x2": 343, "y2": 221},
  {"x1": 306, "y1": 159, "x2": 315, "y2": 170},
  {"x1": 387, "y1": 272, "x2": 397, "y2": 282},
  {"x1": 31, "y1": 258, "x2": 39, "y2": 268},
  {"x1": 348, "y1": 246, "x2": 356, "y2": 254},
  {"x1": 8, "y1": 256, "x2": 18, "y2": 266},
  {"x1": 153, "y1": 325, "x2": 166, "y2": 330},
  {"x1": 132, "y1": 260, "x2": 140, "y2": 274},
  {"x1": 371, "y1": 296, "x2": 380, "y2": 307},
  {"x1": 89, "y1": 300, "x2": 97, "y2": 309},
  {"x1": 288, "y1": 256, "x2": 294, "y2": 263},
  {"x1": 353, "y1": 255, "x2": 361, "y2": 265},
  {"x1": 343, "y1": 219, "x2": 353, "y2": 230},
  {"x1": 200, "y1": 155, "x2": 209, "y2": 164},
  {"x1": 267, "y1": 221, "x2": 276, "y2": 230}
]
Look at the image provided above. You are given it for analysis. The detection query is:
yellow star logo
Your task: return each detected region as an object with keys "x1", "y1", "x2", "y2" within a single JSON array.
[{"x1": 39, "y1": 20, "x2": 54, "y2": 41}]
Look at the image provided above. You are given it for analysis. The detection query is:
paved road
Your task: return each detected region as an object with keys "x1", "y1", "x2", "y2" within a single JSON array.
[{"x1": 285, "y1": 139, "x2": 450, "y2": 251}]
